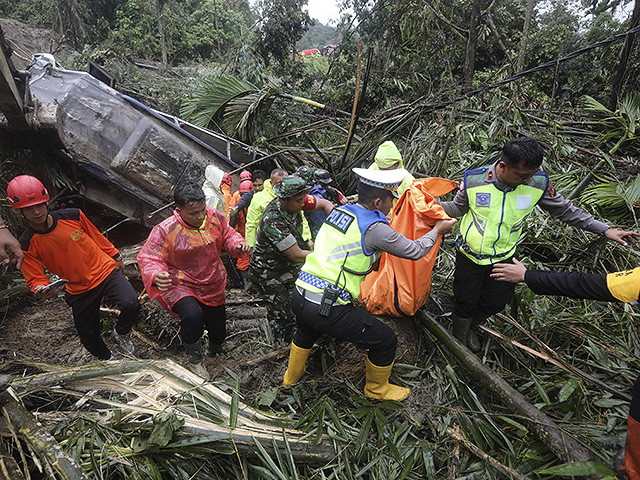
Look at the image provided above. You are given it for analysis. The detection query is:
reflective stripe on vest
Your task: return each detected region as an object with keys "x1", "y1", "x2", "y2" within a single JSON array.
[
  {"x1": 296, "y1": 204, "x2": 387, "y2": 304},
  {"x1": 457, "y1": 167, "x2": 548, "y2": 265}
]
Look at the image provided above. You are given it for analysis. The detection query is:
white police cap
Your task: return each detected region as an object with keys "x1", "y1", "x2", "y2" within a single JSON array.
[{"x1": 352, "y1": 167, "x2": 407, "y2": 198}]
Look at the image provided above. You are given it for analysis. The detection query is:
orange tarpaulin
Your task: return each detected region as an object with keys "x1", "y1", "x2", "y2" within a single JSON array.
[
  {"x1": 359, "y1": 177, "x2": 457, "y2": 317},
  {"x1": 626, "y1": 415, "x2": 640, "y2": 480}
]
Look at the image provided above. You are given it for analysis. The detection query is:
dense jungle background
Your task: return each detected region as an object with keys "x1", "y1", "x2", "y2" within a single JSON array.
[{"x1": 1, "y1": 0, "x2": 640, "y2": 478}]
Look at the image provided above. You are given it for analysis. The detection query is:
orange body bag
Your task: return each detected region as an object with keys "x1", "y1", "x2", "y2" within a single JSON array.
[{"x1": 358, "y1": 177, "x2": 457, "y2": 317}]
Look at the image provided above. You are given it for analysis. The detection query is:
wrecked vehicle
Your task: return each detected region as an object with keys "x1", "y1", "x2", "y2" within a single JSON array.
[{"x1": 0, "y1": 25, "x2": 266, "y2": 226}]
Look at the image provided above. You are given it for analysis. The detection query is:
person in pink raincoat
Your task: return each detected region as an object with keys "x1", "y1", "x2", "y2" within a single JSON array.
[{"x1": 137, "y1": 180, "x2": 251, "y2": 377}]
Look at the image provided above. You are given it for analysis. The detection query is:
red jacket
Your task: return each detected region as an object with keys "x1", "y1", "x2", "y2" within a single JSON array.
[{"x1": 137, "y1": 206, "x2": 243, "y2": 311}]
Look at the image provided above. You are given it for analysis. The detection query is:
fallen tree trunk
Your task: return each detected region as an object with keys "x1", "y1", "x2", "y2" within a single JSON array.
[
  {"x1": 0, "y1": 388, "x2": 89, "y2": 479},
  {"x1": 417, "y1": 311, "x2": 594, "y2": 464}
]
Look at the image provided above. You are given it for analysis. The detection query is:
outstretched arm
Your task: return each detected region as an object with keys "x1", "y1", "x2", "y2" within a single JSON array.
[
  {"x1": 364, "y1": 218, "x2": 457, "y2": 260},
  {"x1": 604, "y1": 228, "x2": 640, "y2": 247},
  {"x1": 492, "y1": 258, "x2": 615, "y2": 301}
]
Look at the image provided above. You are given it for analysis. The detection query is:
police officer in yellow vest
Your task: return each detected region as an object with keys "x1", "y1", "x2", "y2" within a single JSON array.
[
  {"x1": 282, "y1": 168, "x2": 457, "y2": 401},
  {"x1": 441, "y1": 137, "x2": 638, "y2": 350}
]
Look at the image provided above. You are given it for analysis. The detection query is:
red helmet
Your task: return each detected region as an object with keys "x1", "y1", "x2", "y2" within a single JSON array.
[
  {"x1": 239, "y1": 170, "x2": 252, "y2": 181},
  {"x1": 222, "y1": 172, "x2": 232, "y2": 186},
  {"x1": 7, "y1": 175, "x2": 50, "y2": 209},
  {"x1": 239, "y1": 179, "x2": 253, "y2": 194}
]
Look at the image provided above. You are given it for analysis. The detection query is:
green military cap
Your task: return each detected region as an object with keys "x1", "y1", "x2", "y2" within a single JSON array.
[
  {"x1": 295, "y1": 165, "x2": 314, "y2": 185},
  {"x1": 314, "y1": 169, "x2": 333, "y2": 184},
  {"x1": 273, "y1": 175, "x2": 310, "y2": 198}
]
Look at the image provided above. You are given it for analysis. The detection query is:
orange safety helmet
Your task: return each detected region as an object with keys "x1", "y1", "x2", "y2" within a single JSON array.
[
  {"x1": 7, "y1": 175, "x2": 50, "y2": 209},
  {"x1": 239, "y1": 179, "x2": 253, "y2": 194},
  {"x1": 239, "y1": 170, "x2": 252, "y2": 182},
  {"x1": 221, "y1": 172, "x2": 232, "y2": 186}
]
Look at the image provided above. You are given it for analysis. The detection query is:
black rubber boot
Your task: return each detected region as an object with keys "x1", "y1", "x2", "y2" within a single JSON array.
[{"x1": 451, "y1": 314, "x2": 472, "y2": 345}]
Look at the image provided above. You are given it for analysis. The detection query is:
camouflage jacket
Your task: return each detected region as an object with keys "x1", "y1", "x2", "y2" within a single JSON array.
[{"x1": 250, "y1": 198, "x2": 309, "y2": 282}]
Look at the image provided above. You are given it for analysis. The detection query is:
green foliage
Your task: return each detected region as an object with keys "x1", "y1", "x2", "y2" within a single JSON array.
[
  {"x1": 254, "y1": 0, "x2": 313, "y2": 67},
  {"x1": 180, "y1": 73, "x2": 280, "y2": 142},
  {"x1": 180, "y1": 73, "x2": 258, "y2": 129},
  {"x1": 0, "y1": 0, "x2": 58, "y2": 30},
  {"x1": 109, "y1": 0, "x2": 248, "y2": 64},
  {"x1": 538, "y1": 460, "x2": 615, "y2": 476},
  {"x1": 584, "y1": 93, "x2": 640, "y2": 154},
  {"x1": 0, "y1": 0, "x2": 250, "y2": 65}
]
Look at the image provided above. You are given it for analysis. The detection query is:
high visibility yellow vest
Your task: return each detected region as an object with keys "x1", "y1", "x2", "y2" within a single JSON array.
[
  {"x1": 296, "y1": 204, "x2": 388, "y2": 304},
  {"x1": 607, "y1": 267, "x2": 640, "y2": 303},
  {"x1": 457, "y1": 167, "x2": 548, "y2": 265}
]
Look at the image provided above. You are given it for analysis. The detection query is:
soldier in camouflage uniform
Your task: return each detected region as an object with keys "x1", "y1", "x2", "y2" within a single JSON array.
[{"x1": 249, "y1": 175, "x2": 333, "y2": 343}]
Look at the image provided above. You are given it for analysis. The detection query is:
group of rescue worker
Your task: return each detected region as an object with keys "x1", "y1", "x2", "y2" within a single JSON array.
[{"x1": 1, "y1": 134, "x2": 640, "y2": 478}]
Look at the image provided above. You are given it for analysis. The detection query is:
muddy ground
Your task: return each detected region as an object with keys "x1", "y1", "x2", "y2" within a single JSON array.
[{"x1": 0, "y1": 267, "x2": 443, "y2": 417}]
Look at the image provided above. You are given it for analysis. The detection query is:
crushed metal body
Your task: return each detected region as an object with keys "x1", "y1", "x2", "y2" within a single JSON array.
[{"x1": 0, "y1": 24, "x2": 265, "y2": 226}]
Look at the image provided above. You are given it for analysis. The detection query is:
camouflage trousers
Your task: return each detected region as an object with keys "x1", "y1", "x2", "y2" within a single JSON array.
[{"x1": 250, "y1": 272, "x2": 297, "y2": 344}]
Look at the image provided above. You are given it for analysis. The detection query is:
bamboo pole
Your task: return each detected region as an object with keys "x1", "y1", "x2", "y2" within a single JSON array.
[
  {"x1": 446, "y1": 427, "x2": 532, "y2": 480},
  {"x1": 339, "y1": 39, "x2": 363, "y2": 171},
  {"x1": 0, "y1": 388, "x2": 89, "y2": 480},
  {"x1": 417, "y1": 311, "x2": 594, "y2": 464},
  {"x1": 7, "y1": 360, "x2": 151, "y2": 389}
]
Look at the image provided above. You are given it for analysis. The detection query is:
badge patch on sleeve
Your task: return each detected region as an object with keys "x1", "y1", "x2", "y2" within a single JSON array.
[
  {"x1": 547, "y1": 183, "x2": 557, "y2": 197},
  {"x1": 475, "y1": 192, "x2": 491, "y2": 207},
  {"x1": 516, "y1": 195, "x2": 532, "y2": 210}
]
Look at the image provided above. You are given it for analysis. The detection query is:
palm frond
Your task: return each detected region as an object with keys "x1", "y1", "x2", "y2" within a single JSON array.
[
  {"x1": 224, "y1": 85, "x2": 279, "y2": 143},
  {"x1": 180, "y1": 74, "x2": 258, "y2": 130}
]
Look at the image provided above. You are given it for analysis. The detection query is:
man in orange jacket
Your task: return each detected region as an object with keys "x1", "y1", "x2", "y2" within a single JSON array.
[{"x1": 9, "y1": 175, "x2": 139, "y2": 360}]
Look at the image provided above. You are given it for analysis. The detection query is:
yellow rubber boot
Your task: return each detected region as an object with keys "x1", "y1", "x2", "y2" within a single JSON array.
[
  {"x1": 364, "y1": 358, "x2": 410, "y2": 401},
  {"x1": 283, "y1": 342, "x2": 312, "y2": 388}
]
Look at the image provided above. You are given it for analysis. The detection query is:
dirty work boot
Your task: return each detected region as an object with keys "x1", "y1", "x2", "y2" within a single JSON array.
[
  {"x1": 467, "y1": 330, "x2": 481, "y2": 352},
  {"x1": 112, "y1": 327, "x2": 135, "y2": 355},
  {"x1": 363, "y1": 358, "x2": 410, "y2": 401},
  {"x1": 283, "y1": 342, "x2": 312, "y2": 388},
  {"x1": 205, "y1": 342, "x2": 223, "y2": 357},
  {"x1": 451, "y1": 314, "x2": 472, "y2": 346},
  {"x1": 185, "y1": 339, "x2": 209, "y2": 379}
]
